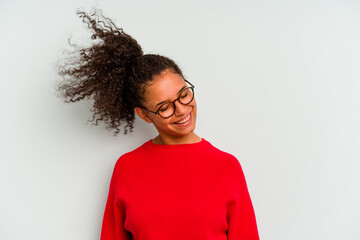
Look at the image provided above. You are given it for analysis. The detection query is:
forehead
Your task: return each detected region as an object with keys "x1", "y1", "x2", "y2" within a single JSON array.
[{"x1": 144, "y1": 70, "x2": 186, "y2": 106}]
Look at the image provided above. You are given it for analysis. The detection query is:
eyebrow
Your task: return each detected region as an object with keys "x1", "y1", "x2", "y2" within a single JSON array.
[{"x1": 155, "y1": 85, "x2": 187, "y2": 107}]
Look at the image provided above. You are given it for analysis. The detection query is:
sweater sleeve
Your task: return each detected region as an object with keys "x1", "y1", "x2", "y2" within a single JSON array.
[
  {"x1": 100, "y1": 160, "x2": 132, "y2": 240},
  {"x1": 227, "y1": 158, "x2": 260, "y2": 240}
]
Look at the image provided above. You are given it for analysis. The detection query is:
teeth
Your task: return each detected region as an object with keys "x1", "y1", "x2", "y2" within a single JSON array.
[{"x1": 176, "y1": 114, "x2": 190, "y2": 124}]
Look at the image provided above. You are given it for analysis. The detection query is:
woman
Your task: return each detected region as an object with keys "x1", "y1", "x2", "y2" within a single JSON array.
[{"x1": 56, "y1": 8, "x2": 260, "y2": 240}]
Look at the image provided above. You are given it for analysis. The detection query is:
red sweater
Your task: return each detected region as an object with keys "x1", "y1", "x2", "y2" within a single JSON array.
[{"x1": 100, "y1": 138, "x2": 259, "y2": 240}]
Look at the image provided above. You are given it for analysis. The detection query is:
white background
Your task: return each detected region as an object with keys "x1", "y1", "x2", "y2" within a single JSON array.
[{"x1": 1, "y1": 0, "x2": 359, "y2": 239}]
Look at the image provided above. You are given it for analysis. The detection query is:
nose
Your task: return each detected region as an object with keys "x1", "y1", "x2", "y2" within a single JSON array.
[{"x1": 174, "y1": 100, "x2": 188, "y2": 116}]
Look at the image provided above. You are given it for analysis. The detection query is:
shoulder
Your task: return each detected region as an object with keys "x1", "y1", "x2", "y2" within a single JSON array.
[
  {"x1": 205, "y1": 140, "x2": 240, "y2": 161},
  {"x1": 204, "y1": 140, "x2": 248, "y2": 189},
  {"x1": 204, "y1": 139, "x2": 243, "y2": 172},
  {"x1": 112, "y1": 140, "x2": 150, "y2": 173}
]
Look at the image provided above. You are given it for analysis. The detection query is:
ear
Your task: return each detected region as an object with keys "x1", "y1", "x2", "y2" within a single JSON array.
[{"x1": 134, "y1": 107, "x2": 152, "y2": 123}]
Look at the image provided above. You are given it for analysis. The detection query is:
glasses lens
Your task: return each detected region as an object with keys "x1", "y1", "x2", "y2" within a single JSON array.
[
  {"x1": 158, "y1": 102, "x2": 175, "y2": 118},
  {"x1": 156, "y1": 87, "x2": 194, "y2": 118},
  {"x1": 179, "y1": 88, "x2": 194, "y2": 105}
]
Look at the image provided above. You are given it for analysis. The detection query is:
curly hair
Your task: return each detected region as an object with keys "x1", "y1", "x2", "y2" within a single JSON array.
[{"x1": 55, "y1": 8, "x2": 184, "y2": 135}]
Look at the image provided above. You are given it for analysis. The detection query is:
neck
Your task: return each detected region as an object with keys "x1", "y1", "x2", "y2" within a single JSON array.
[{"x1": 152, "y1": 132, "x2": 202, "y2": 145}]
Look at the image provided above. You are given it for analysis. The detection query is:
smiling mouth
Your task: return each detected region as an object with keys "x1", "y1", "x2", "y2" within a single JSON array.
[{"x1": 173, "y1": 112, "x2": 191, "y2": 125}]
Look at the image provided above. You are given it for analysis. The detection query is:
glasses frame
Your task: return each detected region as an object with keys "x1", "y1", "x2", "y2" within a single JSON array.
[{"x1": 140, "y1": 79, "x2": 195, "y2": 119}]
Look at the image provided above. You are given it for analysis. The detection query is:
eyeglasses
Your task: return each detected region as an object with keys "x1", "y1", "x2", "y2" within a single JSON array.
[{"x1": 140, "y1": 79, "x2": 195, "y2": 119}]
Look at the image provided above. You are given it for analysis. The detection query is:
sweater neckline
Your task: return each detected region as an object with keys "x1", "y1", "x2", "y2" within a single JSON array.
[{"x1": 142, "y1": 138, "x2": 208, "y2": 153}]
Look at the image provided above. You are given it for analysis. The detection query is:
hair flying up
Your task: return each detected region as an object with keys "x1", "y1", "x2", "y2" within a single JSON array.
[{"x1": 55, "y1": 8, "x2": 184, "y2": 135}]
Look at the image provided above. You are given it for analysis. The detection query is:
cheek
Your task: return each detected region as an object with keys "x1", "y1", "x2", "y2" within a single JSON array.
[
  {"x1": 193, "y1": 98, "x2": 197, "y2": 107},
  {"x1": 153, "y1": 118, "x2": 172, "y2": 128},
  {"x1": 191, "y1": 101, "x2": 197, "y2": 113}
]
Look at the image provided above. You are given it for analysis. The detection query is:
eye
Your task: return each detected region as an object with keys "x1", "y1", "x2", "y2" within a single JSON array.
[
  {"x1": 180, "y1": 89, "x2": 190, "y2": 98},
  {"x1": 180, "y1": 93, "x2": 188, "y2": 98},
  {"x1": 159, "y1": 104, "x2": 170, "y2": 112}
]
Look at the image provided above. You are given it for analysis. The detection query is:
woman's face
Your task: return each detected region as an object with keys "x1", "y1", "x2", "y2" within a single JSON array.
[{"x1": 135, "y1": 69, "x2": 197, "y2": 143}]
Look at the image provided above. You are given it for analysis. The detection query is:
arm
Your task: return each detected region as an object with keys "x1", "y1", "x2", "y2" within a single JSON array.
[
  {"x1": 227, "y1": 158, "x2": 260, "y2": 240},
  {"x1": 100, "y1": 160, "x2": 132, "y2": 240}
]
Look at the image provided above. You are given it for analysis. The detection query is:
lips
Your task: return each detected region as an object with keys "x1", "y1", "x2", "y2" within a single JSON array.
[{"x1": 172, "y1": 112, "x2": 191, "y2": 125}]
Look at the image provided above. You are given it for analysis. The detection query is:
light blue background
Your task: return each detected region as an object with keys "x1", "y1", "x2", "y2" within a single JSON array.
[{"x1": 1, "y1": 0, "x2": 359, "y2": 239}]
